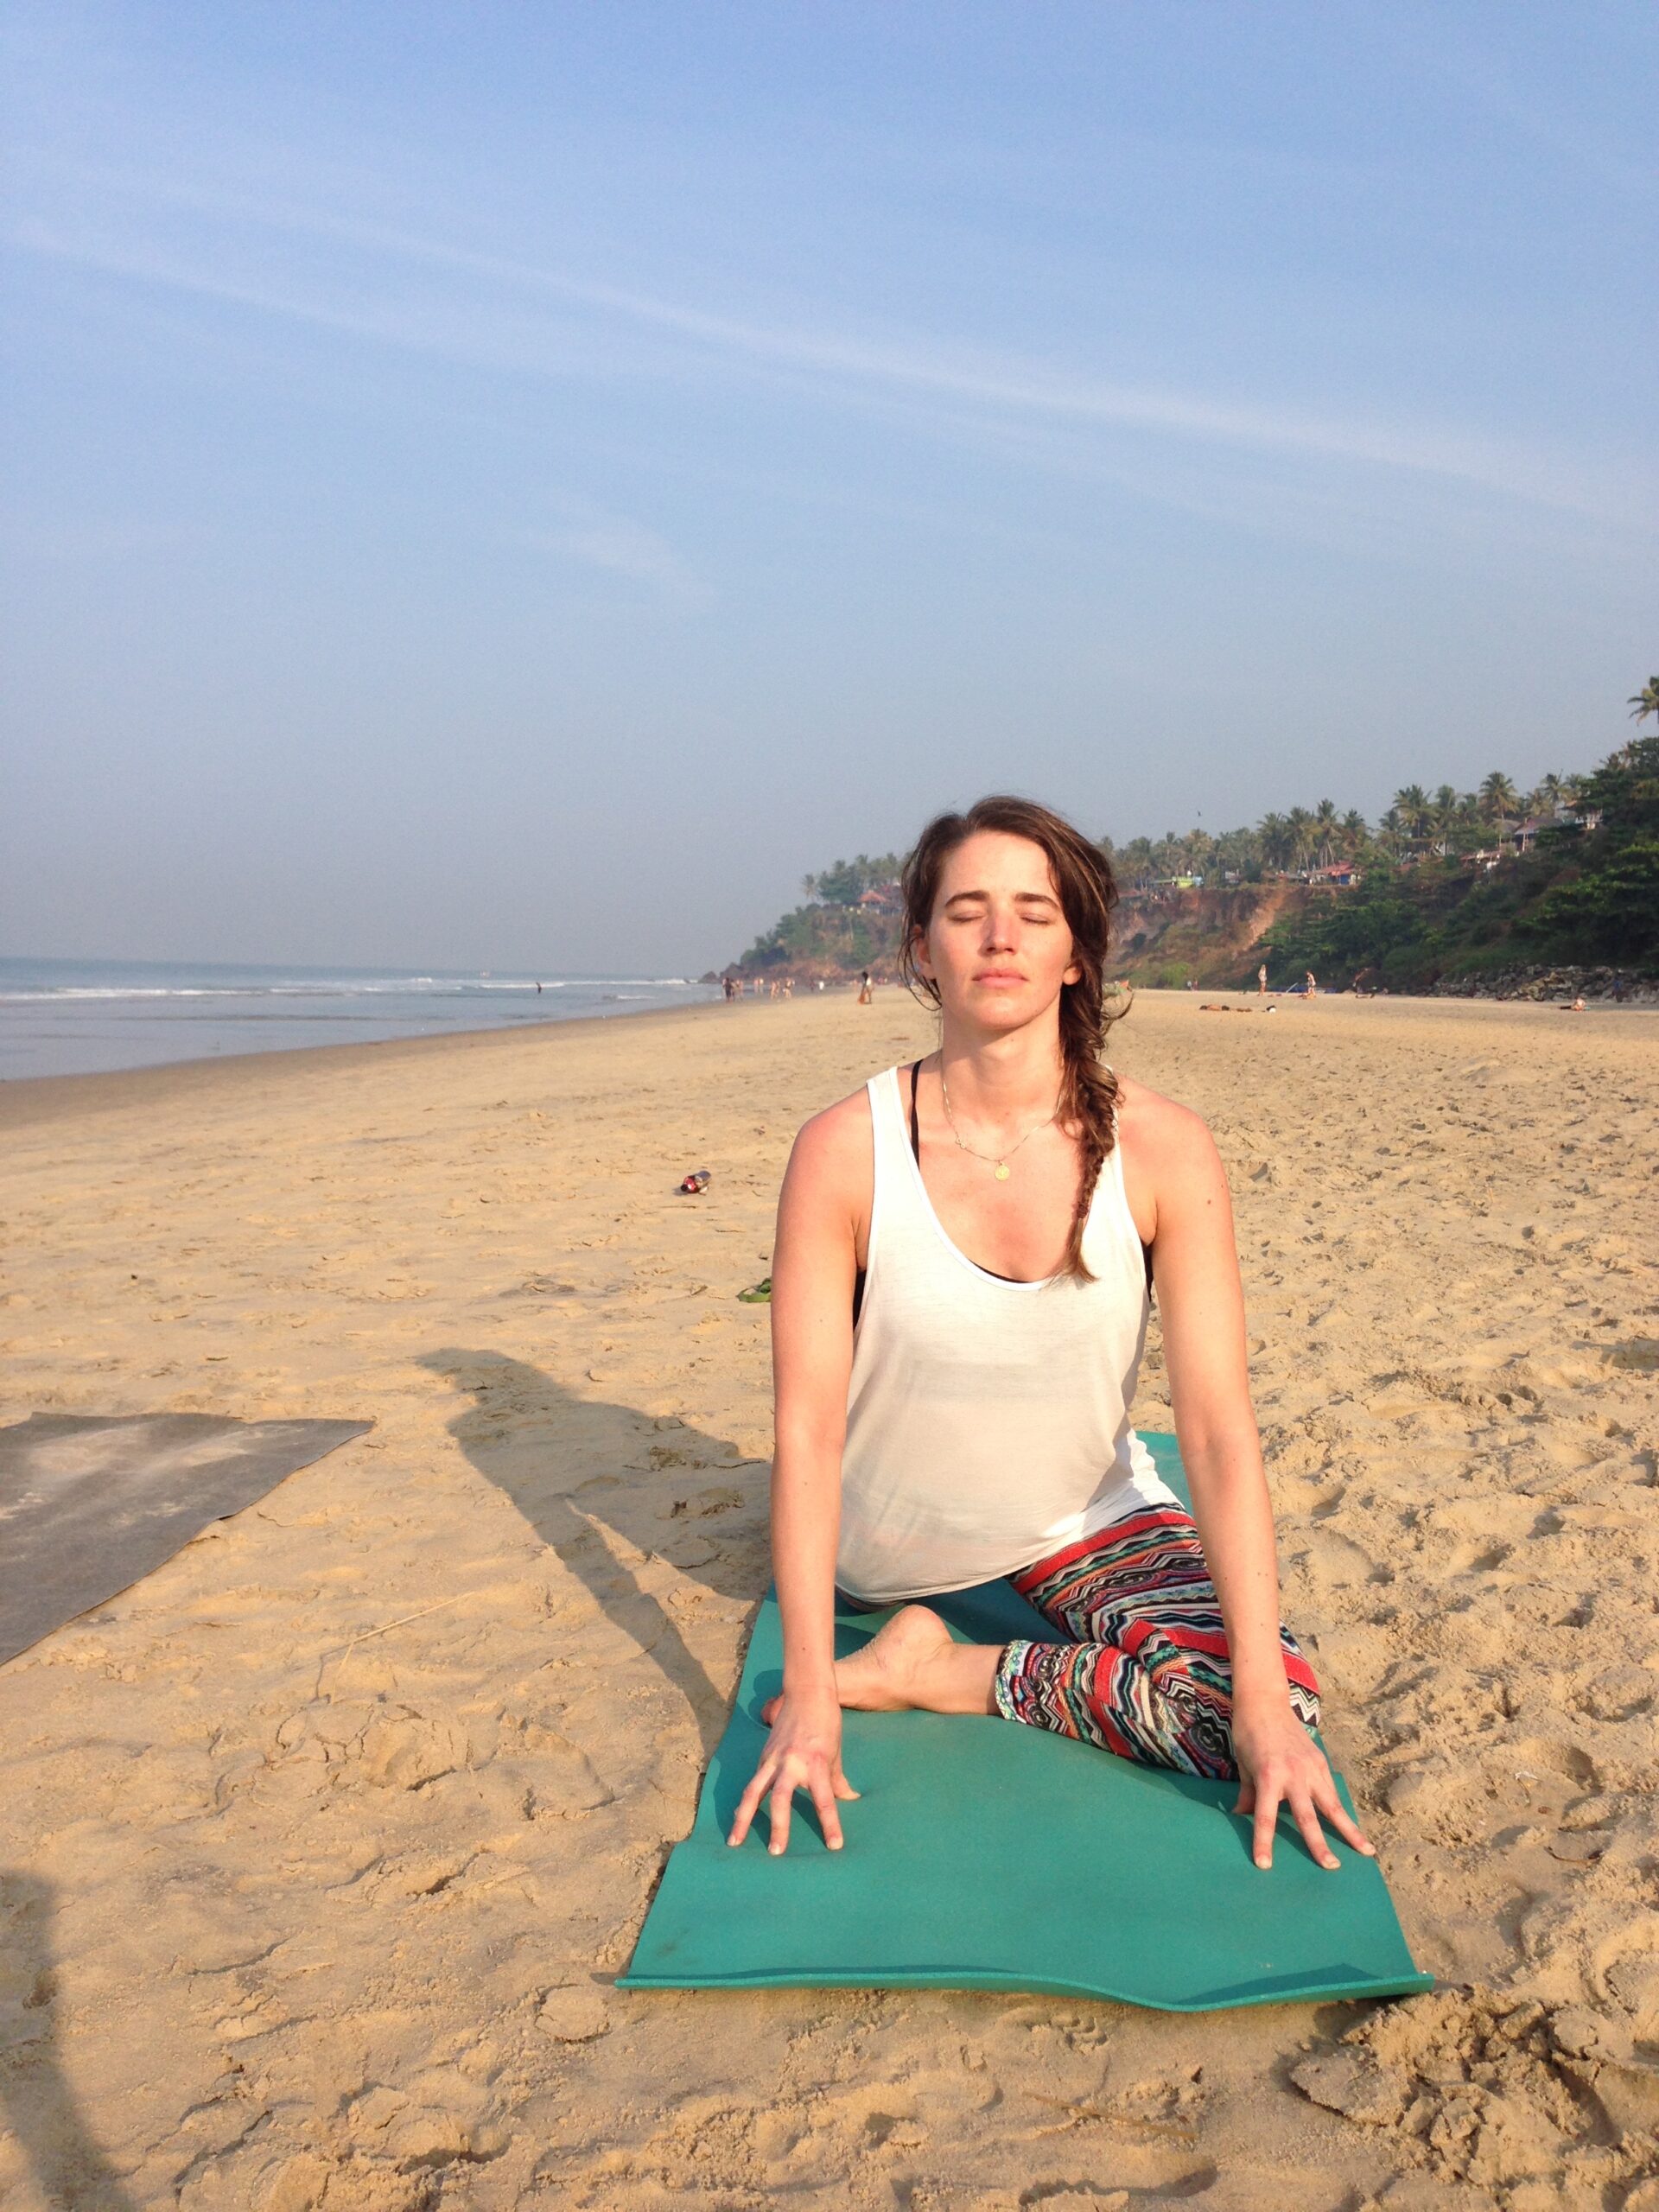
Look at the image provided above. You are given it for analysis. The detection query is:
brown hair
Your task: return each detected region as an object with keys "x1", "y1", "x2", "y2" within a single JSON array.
[{"x1": 899, "y1": 795, "x2": 1123, "y2": 1282}]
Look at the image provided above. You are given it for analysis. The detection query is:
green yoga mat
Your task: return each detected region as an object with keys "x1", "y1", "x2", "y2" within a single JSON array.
[{"x1": 620, "y1": 1435, "x2": 1433, "y2": 2012}]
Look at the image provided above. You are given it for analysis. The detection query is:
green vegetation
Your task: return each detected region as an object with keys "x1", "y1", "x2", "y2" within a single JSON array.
[
  {"x1": 739, "y1": 899, "x2": 901, "y2": 975},
  {"x1": 1261, "y1": 734, "x2": 1659, "y2": 986},
  {"x1": 799, "y1": 853, "x2": 904, "y2": 906},
  {"x1": 728, "y1": 688, "x2": 1658, "y2": 988},
  {"x1": 739, "y1": 853, "x2": 905, "y2": 974},
  {"x1": 1512, "y1": 727, "x2": 1659, "y2": 965},
  {"x1": 1102, "y1": 769, "x2": 1581, "y2": 889}
]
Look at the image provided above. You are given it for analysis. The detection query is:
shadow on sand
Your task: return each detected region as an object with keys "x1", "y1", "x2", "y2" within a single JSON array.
[
  {"x1": 0, "y1": 1870, "x2": 140, "y2": 2211},
  {"x1": 421, "y1": 1349, "x2": 770, "y2": 1759}
]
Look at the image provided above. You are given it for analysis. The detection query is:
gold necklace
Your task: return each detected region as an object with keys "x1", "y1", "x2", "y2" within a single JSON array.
[{"x1": 938, "y1": 1063, "x2": 1061, "y2": 1180}]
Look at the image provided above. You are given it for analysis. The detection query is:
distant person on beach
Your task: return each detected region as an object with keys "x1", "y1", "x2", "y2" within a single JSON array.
[
  {"x1": 858, "y1": 969, "x2": 873, "y2": 1006},
  {"x1": 1305, "y1": 971, "x2": 1317, "y2": 996},
  {"x1": 1257, "y1": 963, "x2": 1268, "y2": 995},
  {"x1": 728, "y1": 794, "x2": 1369, "y2": 1875}
]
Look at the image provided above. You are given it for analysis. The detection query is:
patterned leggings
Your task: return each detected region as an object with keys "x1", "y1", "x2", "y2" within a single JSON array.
[{"x1": 993, "y1": 1503, "x2": 1321, "y2": 1778}]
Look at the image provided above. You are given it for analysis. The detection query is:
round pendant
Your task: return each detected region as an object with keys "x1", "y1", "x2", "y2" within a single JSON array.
[{"x1": 994, "y1": 1162, "x2": 1011, "y2": 1180}]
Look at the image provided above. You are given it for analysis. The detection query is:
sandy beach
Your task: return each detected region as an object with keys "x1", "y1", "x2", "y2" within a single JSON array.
[{"x1": 3, "y1": 988, "x2": 1657, "y2": 2210}]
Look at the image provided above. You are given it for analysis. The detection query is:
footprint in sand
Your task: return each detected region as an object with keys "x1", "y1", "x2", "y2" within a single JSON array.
[
  {"x1": 503, "y1": 1720, "x2": 614, "y2": 1817},
  {"x1": 353, "y1": 1707, "x2": 472, "y2": 1790},
  {"x1": 1287, "y1": 1524, "x2": 1382, "y2": 1593},
  {"x1": 1574, "y1": 1666, "x2": 1656, "y2": 1724},
  {"x1": 537, "y1": 1981, "x2": 612, "y2": 2041},
  {"x1": 1595, "y1": 1923, "x2": 1659, "y2": 2041}
]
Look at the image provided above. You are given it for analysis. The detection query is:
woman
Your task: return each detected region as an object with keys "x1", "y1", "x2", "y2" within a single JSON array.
[{"x1": 728, "y1": 797, "x2": 1373, "y2": 1876}]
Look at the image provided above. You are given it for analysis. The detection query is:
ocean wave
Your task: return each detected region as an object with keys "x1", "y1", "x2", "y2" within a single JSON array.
[
  {"x1": 0, "y1": 976, "x2": 703, "y2": 1004},
  {"x1": 0, "y1": 969, "x2": 721, "y2": 1079},
  {"x1": 0, "y1": 987, "x2": 239, "y2": 1001}
]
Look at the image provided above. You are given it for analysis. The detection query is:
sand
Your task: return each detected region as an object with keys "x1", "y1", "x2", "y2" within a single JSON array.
[{"x1": 2, "y1": 988, "x2": 1656, "y2": 2211}]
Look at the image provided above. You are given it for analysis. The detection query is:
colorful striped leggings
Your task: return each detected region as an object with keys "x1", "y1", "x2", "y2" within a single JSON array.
[{"x1": 992, "y1": 1503, "x2": 1321, "y2": 1778}]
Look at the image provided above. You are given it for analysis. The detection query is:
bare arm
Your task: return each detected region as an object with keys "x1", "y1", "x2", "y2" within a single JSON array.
[
  {"x1": 769, "y1": 1110, "x2": 857, "y2": 1706},
  {"x1": 727, "y1": 1103, "x2": 865, "y2": 1853},
  {"x1": 1148, "y1": 1106, "x2": 1374, "y2": 1871}
]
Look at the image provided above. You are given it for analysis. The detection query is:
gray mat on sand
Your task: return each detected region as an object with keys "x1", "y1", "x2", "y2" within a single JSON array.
[{"x1": 0, "y1": 1413, "x2": 372, "y2": 1663}]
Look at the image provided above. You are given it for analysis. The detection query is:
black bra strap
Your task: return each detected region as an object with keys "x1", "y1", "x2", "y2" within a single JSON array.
[{"x1": 909, "y1": 1059, "x2": 922, "y2": 1163}]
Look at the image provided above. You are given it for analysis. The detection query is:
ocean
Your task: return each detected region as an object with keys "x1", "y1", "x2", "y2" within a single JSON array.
[{"x1": 0, "y1": 958, "x2": 722, "y2": 1082}]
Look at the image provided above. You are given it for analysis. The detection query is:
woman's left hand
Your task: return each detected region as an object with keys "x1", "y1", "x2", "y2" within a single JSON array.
[{"x1": 1230, "y1": 1696, "x2": 1376, "y2": 1871}]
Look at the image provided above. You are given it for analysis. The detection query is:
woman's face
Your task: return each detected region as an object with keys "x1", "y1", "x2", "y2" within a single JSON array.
[{"x1": 914, "y1": 830, "x2": 1081, "y2": 1032}]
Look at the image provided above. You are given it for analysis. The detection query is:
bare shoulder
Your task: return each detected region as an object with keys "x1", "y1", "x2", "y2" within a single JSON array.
[
  {"x1": 1112, "y1": 1072, "x2": 1223, "y2": 1176},
  {"x1": 784, "y1": 1082, "x2": 875, "y2": 1198},
  {"x1": 1113, "y1": 1074, "x2": 1230, "y2": 1248}
]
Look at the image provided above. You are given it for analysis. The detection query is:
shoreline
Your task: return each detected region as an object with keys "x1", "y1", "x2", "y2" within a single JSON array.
[
  {"x1": 7, "y1": 981, "x2": 1656, "y2": 1137},
  {"x1": 0, "y1": 989, "x2": 767, "y2": 1131},
  {"x1": 0, "y1": 960, "x2": 727, "y2": 1095}
]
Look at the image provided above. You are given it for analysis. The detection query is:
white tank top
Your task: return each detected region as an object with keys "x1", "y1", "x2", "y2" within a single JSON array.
[{"x1": 836, "y1": 1064, "x2": 1179, "y2": 1605}]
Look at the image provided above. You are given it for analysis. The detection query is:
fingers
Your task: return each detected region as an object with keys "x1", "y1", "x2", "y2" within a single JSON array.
[
  {"x1": 1249, "y1": 1773, "x2": 1336, "y2": 1870},
  {"x1": 1251, "y1": 1784, "x2": 1281, "y2": 1871},
  {"x1": 1242, "y1": 1762, "x2": 1379, "y2": 1871},
  {"x1": 810, "y1": 1770, "x2": 845, "y2": 1852},
  {"x1": 728, "y1": 1756, "x2": 776, "y2": 1847},
  {"x1": 729, "y1": 1752, "x2": 858, "y2": 1852},
  {"x1": 1288, "y1": 1789, "x2": 1341, "y2": 1872},
  {"x1": 766, "y1": 1774, "x2": 794, "y2": 1856},
  {"x1": 1314, "y1": 1780, "x2": 1376, "y2": 1859}
]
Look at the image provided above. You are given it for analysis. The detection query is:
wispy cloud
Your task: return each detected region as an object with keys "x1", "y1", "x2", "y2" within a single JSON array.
[
  {"x1": 7, "y1": 159, "x2": 1651, "y2": 534},
  {"x1": 1373, "y1": 6, "x2": 1655, "y2": 203},
  {"x1": 515, "y1": 511, "x2": 707, "y2": 607}
]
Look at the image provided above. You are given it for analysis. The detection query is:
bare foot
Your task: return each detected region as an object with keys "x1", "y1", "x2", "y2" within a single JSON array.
[{"x1": 760, "y1": 1605, "x2": 960, "y2": 1725}]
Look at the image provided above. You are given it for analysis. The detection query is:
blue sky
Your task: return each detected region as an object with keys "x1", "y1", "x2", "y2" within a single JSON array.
[{"x1": 3, "y1": 2, "x2": 1654, "y2": 973}]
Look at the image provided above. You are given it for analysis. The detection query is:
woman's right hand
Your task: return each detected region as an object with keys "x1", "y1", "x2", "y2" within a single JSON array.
[{"x1": 727, "y1": 1684, "x2": 860, "y2": 1854}]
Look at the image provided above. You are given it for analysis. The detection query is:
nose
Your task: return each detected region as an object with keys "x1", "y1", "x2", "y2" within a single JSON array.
[{"x1": 981, "y1": 904, "x2": 1018, "y2": 952}]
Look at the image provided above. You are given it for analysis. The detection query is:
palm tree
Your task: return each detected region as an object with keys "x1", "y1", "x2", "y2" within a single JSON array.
[
  {"x1": 1478, "y1": 771, "x2": 1520, "y2": 824},
  {"x1": 1339, "y1": 809, "x2": 1368, "y2": 857},
  {"x1": 1392, "y1": 785, "x2": 1432, "y2": 843},
  {"x1": 1257, "y1": 811, "x2": 1292, "y2": 872},
  {"x1": 1313, "y1": 798, "x2": 1338, "y2": 867},
  {"x1": 1120, "y1": 836, "x2": 1156, "y2": 889},
  {"x1": 1628, "y1": 677, "x2": 1659, "y2": 729},
  {"x1": 1285, "y1": 806, "x2": 1317, "y2": 873}
]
